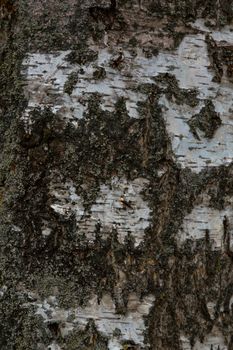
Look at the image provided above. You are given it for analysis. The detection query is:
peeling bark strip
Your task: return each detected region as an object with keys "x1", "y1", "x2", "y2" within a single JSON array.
[{"x1": 3, "y1": 0, "x2": 233, "y2": 349}]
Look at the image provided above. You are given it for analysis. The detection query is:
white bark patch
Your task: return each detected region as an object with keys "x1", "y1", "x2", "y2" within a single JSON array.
[
  {"x1": 50, "y1": 177, "x2": 151, "y2": 246},
  {"x1": 21, "y1": 49, "x2": 148, "y2": 122},
  {"x1": 178, "y1": 204, "x2": 233, "y2": 250},
  {"x1": 50, "y1": 180, "x2": 85, "y2": 220},
  {"x1": 30, "y1": 293, "x2": 154, "y2": 349},
  {"x1": 22, "y1": 24, "x2": 233, "y2": 172},
  {"x1": 22, "y1": 51, "x2": 73, "y2": 125},
  {"x1": 161, "y1": 23, "x2": 233, "y2": 172},
  {"x1": 74, "y1": 293, "x2": 154, "y2": 348},
  {"x1": 160, "y1": 27, "x2": 233, "y2": 172},
  {"x1": 162, "y1": 91, "x2": 233, "y2": 172},
  {"x1": 108, "y1": 338, "x2": 123, "y2": 350},
  {"x1": 192, "y1": 20, "x2": 233, "y2": 44},
  {"x1": 22, "y1": 38, "x2": 209, "y2": 122},
  {"x1": 181, "y1": 326, "x2": 227, "y2": 349}
]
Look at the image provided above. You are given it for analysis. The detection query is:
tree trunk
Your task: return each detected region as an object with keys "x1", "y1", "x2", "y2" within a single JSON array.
[{"x1": 1, "y1": 0, "x2": 233, "y2": 349}]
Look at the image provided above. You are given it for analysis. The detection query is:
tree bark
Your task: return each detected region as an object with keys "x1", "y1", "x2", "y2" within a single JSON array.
[{"x1": 1, "y1": 0, "x2": 233, "y2": 349}]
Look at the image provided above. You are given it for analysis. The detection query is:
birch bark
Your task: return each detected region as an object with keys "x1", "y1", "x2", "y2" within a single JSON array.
[{"x1": 1, "y1": 1, "x2": 233, "y2": 349}]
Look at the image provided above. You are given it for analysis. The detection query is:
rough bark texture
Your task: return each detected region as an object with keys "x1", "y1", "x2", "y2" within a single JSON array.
[{"x1": 1, "y1": 0, "x2": 233, "y2": 349}]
